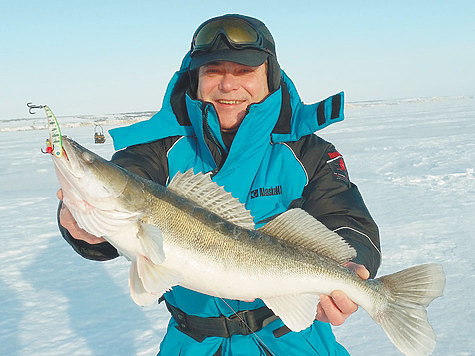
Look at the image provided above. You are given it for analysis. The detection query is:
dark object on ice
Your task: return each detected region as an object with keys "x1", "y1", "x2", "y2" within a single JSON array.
[{"x1": 94, "y1": 125, "x2": 106, "y2": 144}]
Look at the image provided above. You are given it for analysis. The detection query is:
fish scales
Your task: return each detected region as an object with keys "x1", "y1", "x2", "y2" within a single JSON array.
[{"x1": 138, "y1": 188, "x2": 378, "y2": 304}]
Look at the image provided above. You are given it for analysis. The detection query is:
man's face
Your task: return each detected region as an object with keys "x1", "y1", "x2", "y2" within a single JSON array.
[{"x1": 196, "y1": 61, "x2": 269, "y2": 131}]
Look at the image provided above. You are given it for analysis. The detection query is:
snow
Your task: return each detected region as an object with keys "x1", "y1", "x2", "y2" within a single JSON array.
[{"x1": 0, "y1": 96, "x2": 473, "y2": 355}]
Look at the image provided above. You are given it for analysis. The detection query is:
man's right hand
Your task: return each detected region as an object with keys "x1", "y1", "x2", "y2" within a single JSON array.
[{"x1": 57, "y1": 189, "x2": 106, "y2": 244}]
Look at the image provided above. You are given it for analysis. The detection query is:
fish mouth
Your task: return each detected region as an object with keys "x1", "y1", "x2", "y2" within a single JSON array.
[
  {"x1": 51, "y1": 136, "x2": 129, "y2": 207},
  {"x1": 52, "y1": 136, "x2": 85, "y2": 178},
  {"x1": 49, "y1": 137, "x2": 88, "y2": 203}
]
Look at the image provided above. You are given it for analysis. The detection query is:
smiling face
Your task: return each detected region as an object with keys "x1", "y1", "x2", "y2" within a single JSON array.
[{"x1": 196, "y1": 61, "x2": 269, "y2": 132}]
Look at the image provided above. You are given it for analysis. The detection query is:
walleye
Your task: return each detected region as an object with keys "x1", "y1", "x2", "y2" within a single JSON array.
[{"x1": 50, "y1": 136, "x2": 445, "y2": 356}]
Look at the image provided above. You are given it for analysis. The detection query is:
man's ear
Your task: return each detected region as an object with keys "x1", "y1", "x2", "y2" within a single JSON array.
[
  {"x1": 188, "y1": 69, "x2": 198, "y2": 98},
  {"x1": 267, "y1": 56, "x2": 281, "y2": 93}
]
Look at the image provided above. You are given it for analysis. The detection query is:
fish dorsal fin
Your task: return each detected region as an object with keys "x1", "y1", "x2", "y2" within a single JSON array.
[
  {"x1": 263, "y1": 294, "x2": 320, "y2": 332},
  {"x1": 168, "y1": 170, "x2": 255, "y2": 230},
  {"x1": 258, "y1": 209, "x2": 356, "y2": 264}
]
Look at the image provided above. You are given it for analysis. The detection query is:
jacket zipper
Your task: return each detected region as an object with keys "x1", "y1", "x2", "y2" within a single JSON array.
[{"x1": 202, "y1": 105, "x2": 228, "y2": 175}]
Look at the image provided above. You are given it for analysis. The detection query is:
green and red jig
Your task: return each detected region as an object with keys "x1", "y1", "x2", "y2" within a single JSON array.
[{"x1": 27, "y1": 102, "x2": 63, "y2": 158}]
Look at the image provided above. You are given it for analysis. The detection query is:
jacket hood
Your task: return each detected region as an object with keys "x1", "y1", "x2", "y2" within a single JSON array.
[{"x1": 110, "y1": 51, "x2": 344, "y2": 151}]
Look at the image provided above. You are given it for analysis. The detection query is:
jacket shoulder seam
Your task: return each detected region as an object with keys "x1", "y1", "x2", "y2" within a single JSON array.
[
  {"x1": 166, "y1": 135, "x2": 187, "y2": 158},
  {"x1": 274, "y1": 141, "x2": 309, "y2": 185},
  {"x1": 333, "y1": 226, "x2": 382, "y2": 266}
]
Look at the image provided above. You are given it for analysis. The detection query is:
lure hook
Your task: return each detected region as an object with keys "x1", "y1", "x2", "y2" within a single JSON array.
[
  {"x1": 27, "y1": 102, "x2": 45, "y2": 115},
  {"x1": 41, "y1": 139, "x2": 54, "y2": 155}
]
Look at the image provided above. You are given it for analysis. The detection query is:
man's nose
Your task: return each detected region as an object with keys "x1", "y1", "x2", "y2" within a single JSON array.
[{"x1": 218, "y1": 72, "x2": 238, "y2": 92}]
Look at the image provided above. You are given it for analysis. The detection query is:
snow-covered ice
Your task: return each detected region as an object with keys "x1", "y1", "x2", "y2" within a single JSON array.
[{"x1": 0, "y1": 96, "x2": 473, "y2": 355}]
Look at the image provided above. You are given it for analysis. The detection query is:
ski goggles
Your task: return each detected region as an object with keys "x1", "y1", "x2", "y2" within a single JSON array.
[{"x1": 190, "y1": 17, "x2": 274, "y2": 56}]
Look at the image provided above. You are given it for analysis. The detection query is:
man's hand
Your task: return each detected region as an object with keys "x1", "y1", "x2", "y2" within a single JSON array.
[
  {"x1": 57, "y1": 189, "x2": 106, "y2": 244},
  {"x1": 315, "y1": 262, "x2": 370, "y2": 325}
]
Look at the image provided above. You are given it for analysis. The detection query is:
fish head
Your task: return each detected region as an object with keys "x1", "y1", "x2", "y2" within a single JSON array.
[{"x1": 51, "y1": 136, "x2": 129, "y2": 211}]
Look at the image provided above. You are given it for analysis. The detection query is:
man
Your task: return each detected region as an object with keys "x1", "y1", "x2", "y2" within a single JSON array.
[{"x1": 58, "y1": 14, "x2": 381, "y2": 355}]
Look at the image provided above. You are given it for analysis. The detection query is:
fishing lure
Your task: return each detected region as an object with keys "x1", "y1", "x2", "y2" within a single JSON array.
[{"x1": 27, "y1": 103, "x2": 63, "y2": 158}]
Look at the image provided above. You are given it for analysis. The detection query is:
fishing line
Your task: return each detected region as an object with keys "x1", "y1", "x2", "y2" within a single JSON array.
[
  {"x1": 197, "y1": 235, "x2": 277, "y2": 354},
  {"x1": 201, "y1": 273, "x2": 276, "y2": 353},
  {"x1": 216, "y1": 295, "x2": 277, "y2": 356}
]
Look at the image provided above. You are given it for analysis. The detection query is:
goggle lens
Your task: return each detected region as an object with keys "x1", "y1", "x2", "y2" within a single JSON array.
[{"x1": 193, "y1": 19, "x2": 260, "y2": 49}]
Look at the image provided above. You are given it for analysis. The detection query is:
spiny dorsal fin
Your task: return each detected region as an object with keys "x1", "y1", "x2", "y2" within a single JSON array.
[
  {"x1": 258, "y1": 209, "x2": 356, "y2": 264},
  {"x1": 168, "y1": 170, "x2": 255, "y2": 230}
]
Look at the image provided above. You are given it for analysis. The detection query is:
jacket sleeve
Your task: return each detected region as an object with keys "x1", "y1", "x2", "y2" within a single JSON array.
[
  {"x1": 57, "y1": 137, "x2": 177, "y2": 260},
  {"x1": 292, "y1": 134, "x2": 381, "y2": 277}
]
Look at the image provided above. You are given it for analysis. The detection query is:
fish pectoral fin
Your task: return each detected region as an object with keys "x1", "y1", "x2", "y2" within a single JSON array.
[
  {"x1": 263, "y1": 294, "x2": 320, "y2": 332},
  {"x1": 135, "y1": 255, "x2": 182, "y2": 297},
  {"x1": 138, "y1": 222, "x2": 165, "y2": 265},
  {"x1": 167, "y1": 170, "x2": 255, "y2": 229},
  {"x1": 128, "y1": 261, "x2": 160, "y2": 306},
  {"x1": 258, "y1": 209, "x2": 356, "y2": 264},
  {"x1": 102, "y1": 222, "x2": 165, "y2": 265}
]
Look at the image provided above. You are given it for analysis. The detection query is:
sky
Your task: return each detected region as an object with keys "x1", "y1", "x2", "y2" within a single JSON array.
[{"x1": 1, "y1": 0, "x2": 474, "y2": 120}]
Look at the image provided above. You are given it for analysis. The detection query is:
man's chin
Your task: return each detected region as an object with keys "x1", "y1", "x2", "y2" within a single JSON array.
[{"x1": 216, "y1": 112, "x2": 247, "y2": 131}]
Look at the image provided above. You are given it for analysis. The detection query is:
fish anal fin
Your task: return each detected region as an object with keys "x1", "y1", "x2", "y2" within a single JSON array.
[
  {"x1": 168, "y1": 170, "x2": 255, "y2": 230},
  {"x1": 263, "y1": 294, "x2": 320, "y2": 332},
  {"x1": 258, "y1": 209, "x2": 356, "y2": 264}
]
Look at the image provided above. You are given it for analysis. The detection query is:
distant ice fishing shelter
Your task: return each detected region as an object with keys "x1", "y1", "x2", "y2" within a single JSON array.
[{"x1": 94, "y1": 124, "x2": 106, "y2": 144}]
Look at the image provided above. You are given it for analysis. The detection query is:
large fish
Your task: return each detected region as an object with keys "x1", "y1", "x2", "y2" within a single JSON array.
[{"x1": 49, "y1": 135, "x2": 445, "y2": 356}]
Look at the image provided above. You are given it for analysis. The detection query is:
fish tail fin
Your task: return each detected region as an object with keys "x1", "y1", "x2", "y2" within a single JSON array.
[{"x1": 373, "y1": 263, "x2": 445, "y2": 356}]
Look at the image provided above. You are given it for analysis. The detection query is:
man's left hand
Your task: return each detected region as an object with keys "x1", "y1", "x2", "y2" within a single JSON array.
[{"x1": 315, "y1": 262, "x2": 370, "y2": 325}]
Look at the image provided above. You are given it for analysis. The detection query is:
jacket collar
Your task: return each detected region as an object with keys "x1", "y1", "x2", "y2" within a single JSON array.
[{"x1": 109, "y1": 51, "x2": 344, "y2": 151}]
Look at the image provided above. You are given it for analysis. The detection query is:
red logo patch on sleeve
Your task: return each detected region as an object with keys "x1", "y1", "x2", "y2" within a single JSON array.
[
  {"x1": 328, "y1": 151, "x2": 341, "y2": 160},
  {"x1": 327, "y1": 151, "x2": 349, "y2": 185},
  {"x1": 339, "y1": 158, "x2": 346, "y2": 171}
]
